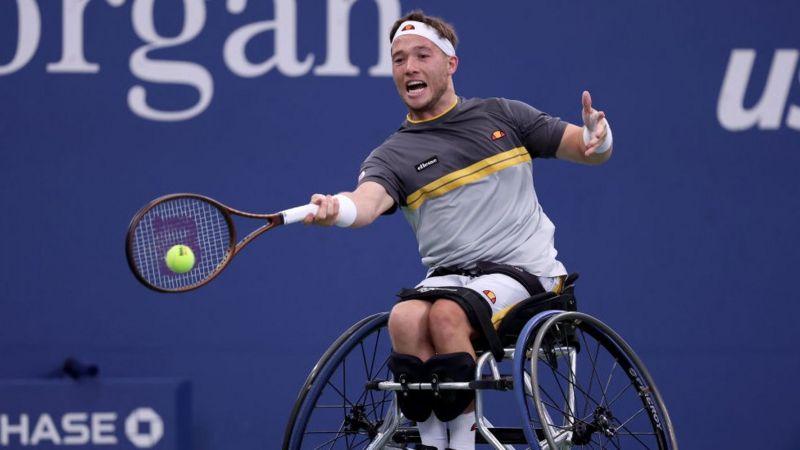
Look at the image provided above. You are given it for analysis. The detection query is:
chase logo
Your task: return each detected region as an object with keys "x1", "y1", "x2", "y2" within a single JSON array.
[
  {"x1": 0, "y1": 408, "x2": 164, "y2": 448},
  {"x1": 125, "y1": 408, "x2": 164, "y2": 448}
]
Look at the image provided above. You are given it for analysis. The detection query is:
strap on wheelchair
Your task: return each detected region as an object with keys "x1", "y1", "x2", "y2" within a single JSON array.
[
  {"x1": 387, "y1": 352, "x2": 432, "y2": 422},
  {"x1": 397, "y1": 286, "x2": 505, "y2": 361},
  {"x1": 424, "y1": 352, "x2": 476, "y2": 421}
]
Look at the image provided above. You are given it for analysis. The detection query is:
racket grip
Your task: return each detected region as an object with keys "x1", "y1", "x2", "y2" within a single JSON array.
[
  {"x1": 282, "y1": 195, "x2": 357, "y2": 227},
  {"x1": 282, "y1": 204, "x2": 318, "y2": 224}
]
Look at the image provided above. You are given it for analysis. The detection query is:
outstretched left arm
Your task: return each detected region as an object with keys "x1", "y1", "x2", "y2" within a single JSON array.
[{"x1": 555, "y1": 91, "x2": 613, "y2": 165}]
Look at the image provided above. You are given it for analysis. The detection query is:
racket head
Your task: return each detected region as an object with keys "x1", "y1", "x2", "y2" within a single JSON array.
[{"x1": 126, "y1": 193, "x2": 236, "y2": 293}]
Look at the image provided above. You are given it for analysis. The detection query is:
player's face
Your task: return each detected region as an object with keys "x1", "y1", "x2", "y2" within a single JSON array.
[{"x1": 391, "y1": 35, "x2": 456, "y2": 120}]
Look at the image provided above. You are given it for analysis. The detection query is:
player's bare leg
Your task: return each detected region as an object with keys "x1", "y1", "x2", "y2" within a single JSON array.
[
  {"x1": 389, "y1": 299, "x2": 479, "y2": 449},
  {"x1": 427, "y1": 299, "x2": 476, "y2": 358},
  {"x1": 428, "y1": 299, "x2": 477, "y2": 450},
  {"x1": 388, "y1": 300, "x2": 435, "y2": 359},
  {"x1": 388, "y1": 301, "x2": 448, "y2": 449}
]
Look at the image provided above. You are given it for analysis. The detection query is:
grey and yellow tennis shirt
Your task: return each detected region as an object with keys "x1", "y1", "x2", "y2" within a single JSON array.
[{"x1": 359, "y1": 97, "x2": 568, "y2": 277}]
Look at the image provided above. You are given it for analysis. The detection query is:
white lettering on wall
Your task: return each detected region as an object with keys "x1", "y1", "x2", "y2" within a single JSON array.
[
  {"x1": 223, "y1": 0, "x2": 314, "y2": 78},
  {"x1": 128, "y1": 0, "x2": 214, "y2": 121},
  {"x1": 0, "y1": 410, "x2": 163, "y2": 447},
  {"x1": 47, "y1": 0, "x2": 126, "y2": 73},
  {"x1": 0, "y1": 0, "x2": 399, "y2": 121},
  {"x1": 91, "y1": 412, "x2": 118, "y2": 445},
  {"x1": 314, "y1": 0, "x2": 359, "y2": 76},
  {"x1": 367, "y1": 0, "x2": 399, "y2": 76},
  {"x1": 61, "y1": 412, "x2": 91, "y2": 445},
  {"x1": 718, "y1": 49, "x2": 800, "y2": 131},
  {"x1": 0, "y1": 414, "x2": 29, "y2": 445},
  {"x1": 29, "y1": 414, "x2": 60, "y2": 445},
  {"x1": 0, "y1": 0, "x2": 41, "y2": 76}
]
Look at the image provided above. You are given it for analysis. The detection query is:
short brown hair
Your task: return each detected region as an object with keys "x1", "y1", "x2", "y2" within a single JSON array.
[{"x1": 389, "y1": 10, "x2": 458, "y2": 49}]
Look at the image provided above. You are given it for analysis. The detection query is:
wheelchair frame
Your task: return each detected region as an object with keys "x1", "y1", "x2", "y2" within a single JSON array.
[{"x1": 283, "y1": 287, "x2": 677, "y2": 450}]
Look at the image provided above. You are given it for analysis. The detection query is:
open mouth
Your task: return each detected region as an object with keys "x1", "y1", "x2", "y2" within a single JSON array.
[{"x1": 406, "y1": 80, "x2": 427, "y2": 95}]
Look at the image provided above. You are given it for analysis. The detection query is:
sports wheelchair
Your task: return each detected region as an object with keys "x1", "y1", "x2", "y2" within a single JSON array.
[{"x1": 283, "y1": 275, "x2": 677, "y2": 449}]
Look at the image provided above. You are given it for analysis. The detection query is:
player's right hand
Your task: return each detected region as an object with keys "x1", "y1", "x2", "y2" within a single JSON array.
[{"x1": 304, "y1": 194, "x2": 340, "y2": 226}]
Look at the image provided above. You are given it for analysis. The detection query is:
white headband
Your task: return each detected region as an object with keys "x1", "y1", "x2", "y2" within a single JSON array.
[{"x1": 392, "y1": 20, "x2": 456, "y2": 56}]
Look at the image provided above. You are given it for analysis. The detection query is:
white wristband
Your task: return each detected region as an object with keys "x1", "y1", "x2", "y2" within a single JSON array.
[
  {"x1": 583, "y1": 119, "x2": 613, "y2": 154},
  {"x1": 333, "y1": 194, "x2": 357, "y2": 228}
]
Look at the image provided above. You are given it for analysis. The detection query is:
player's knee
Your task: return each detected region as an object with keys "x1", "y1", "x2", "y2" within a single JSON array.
[
  {"x1": 428, "y1": 299, "x2": 470, "y2": 340},
  {"x1": 388, "y1": 300, "x2": 430, "y2": 340}
]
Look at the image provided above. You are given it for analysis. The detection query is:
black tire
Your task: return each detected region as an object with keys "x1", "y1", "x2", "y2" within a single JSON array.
[
  {"x1": 514, "y1": 311, "x2": 678, "y2": 449},
  {"x1": 283, "y1": 312, "x2": 399, "y2": 449}
]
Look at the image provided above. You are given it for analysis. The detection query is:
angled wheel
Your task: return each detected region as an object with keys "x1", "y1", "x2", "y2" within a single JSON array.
[
  {"x1": 283, "y1": 312, "x2": 402, "y2": 449},
  {"x1": 513, "y1": 311, "x2": 677, "y2": 449}
]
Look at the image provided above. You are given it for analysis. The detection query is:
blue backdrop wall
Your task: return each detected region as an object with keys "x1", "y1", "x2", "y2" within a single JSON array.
[{"x1": 1, "y1": 0, "x2": 798, "y2": 449}]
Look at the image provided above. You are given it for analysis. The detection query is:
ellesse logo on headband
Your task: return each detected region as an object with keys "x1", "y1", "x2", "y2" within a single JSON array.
[{"x1": 402, "y1": 24, "x2": 416, "y2": 31}]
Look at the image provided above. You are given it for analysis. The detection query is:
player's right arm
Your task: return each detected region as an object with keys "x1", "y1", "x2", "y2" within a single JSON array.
[{"x1": 304, "y1": 181, "x2": 395, "y2": 228}]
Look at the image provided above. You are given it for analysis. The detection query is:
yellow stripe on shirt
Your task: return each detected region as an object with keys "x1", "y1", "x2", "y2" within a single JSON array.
[{"x1": 406, "y1": 147, "x2": 531, "y2": 210}]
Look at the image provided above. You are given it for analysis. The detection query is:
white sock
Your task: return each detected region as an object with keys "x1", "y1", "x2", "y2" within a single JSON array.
[
  {"x1": 447, "y1": 412, "x2": 476, "y2": 450},
  {"x1": 417, "y1": 414, "x2": 447, "y2": 450}
]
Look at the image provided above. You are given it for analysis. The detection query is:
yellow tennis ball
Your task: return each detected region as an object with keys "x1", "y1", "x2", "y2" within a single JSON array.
[{"x1": 165, "y1": 245, "x2": 195, "y2": 274}]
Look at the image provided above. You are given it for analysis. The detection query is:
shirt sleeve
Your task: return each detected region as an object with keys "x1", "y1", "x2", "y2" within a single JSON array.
[
  {"x1": 358, "y1": 147, "x2": 401, "y2": 214},
  {"x1": 500, "y1": 98, "x2": 568, "y2": 158}
]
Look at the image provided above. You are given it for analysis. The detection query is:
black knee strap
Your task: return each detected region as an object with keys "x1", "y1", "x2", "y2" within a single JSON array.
[
  {"x1": 387, "y1": 352, "x2": 432, "y2": 422},
  {"x1": 397, "y1": 286, "x2": 504, "y2": 361},
  {"x1": 424, "y1": 352, "x2": 476, "y2": 422}
]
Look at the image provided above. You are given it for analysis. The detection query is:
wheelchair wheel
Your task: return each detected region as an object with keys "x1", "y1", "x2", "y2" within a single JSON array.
[
  {"x1": 513, "y1": 311, "x2": 677, "y2": 449},
  {"x1": 283, "y1": 312, "x2": 400, "y2": 449}
]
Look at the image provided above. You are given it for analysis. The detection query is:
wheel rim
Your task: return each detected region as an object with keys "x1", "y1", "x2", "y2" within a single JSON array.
[
  {"x1": 291, "y1": 316, "x2": 397, "y2": 449},
  {"x1": 526, "y1": 312, "x2": 675, "y2": 449}
]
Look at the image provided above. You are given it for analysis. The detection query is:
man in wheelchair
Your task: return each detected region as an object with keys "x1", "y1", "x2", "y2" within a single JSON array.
[{"x1": 304, "y1": 9, "x2": 613, "y2": 450}]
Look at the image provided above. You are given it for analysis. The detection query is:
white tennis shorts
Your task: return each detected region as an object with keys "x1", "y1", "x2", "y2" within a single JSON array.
[{"x1": 416, "y1": 273, "x2": 563, "y2": 316}]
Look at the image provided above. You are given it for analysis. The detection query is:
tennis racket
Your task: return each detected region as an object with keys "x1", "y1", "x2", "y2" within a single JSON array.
[{"x1": 125, "y1": 193, "x2": 353, "y2": 293}]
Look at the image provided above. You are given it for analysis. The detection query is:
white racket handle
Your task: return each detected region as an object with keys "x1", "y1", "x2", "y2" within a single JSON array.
[{"x1": 281, "y1": 194, "x2": 357, "y2": 227}]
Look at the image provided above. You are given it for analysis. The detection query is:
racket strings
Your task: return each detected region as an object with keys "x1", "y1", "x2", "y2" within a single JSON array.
[{"x1": 131, "y1": 197, "x2": 232, "y2": 290}]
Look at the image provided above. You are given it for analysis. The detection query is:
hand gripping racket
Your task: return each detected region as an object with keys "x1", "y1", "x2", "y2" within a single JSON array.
[{"x1": 125, "y1": 193, "x2": 354, "y2": 293}]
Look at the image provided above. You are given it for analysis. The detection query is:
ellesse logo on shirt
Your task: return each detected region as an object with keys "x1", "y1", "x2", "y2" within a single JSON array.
[
  {"x1": 415, "y1": 156, "x2": 439, "y2": 172},
  {"x1": 490, "y1": 130, "x2": 506, "y2": 140}
]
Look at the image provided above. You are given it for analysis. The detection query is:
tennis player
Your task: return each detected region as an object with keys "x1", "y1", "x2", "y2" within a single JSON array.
[{"x1": 305, "y1": 10, "x2": 612, "y2": 450}]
